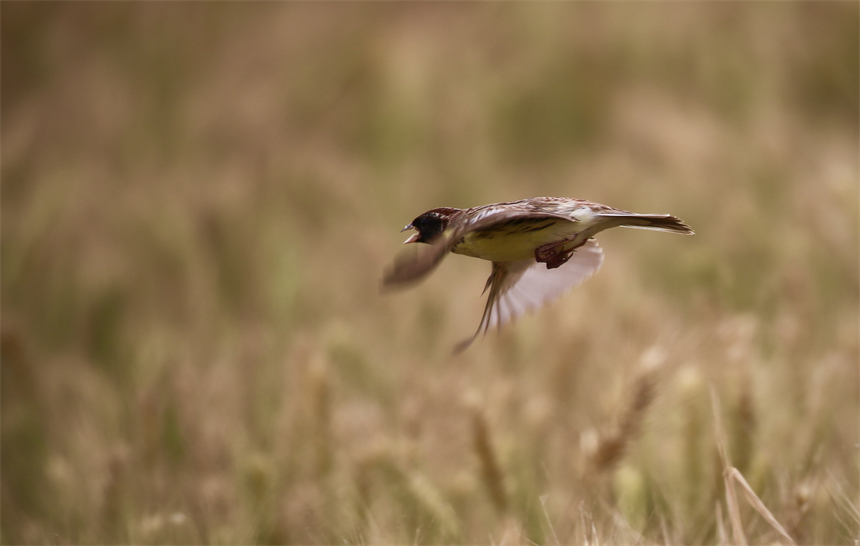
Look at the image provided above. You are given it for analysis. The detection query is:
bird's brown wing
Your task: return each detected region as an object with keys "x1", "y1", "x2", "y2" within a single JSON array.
[
  {"x1": 454, "y1": 239, "x2": 604, "y2": 353},
  {"x1": 382, "y1": 236, "x2": 455, "y2": 288},
  {"x1": 459, "y1": 201, "x2": 580, "y2": 231}
]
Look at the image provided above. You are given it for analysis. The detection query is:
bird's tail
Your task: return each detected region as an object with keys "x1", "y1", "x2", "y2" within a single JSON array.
[{"x1": 598, "y1": 213, "x2": 694, "y2": 235}]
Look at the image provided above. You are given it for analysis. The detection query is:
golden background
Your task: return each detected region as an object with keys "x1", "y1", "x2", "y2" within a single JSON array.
[{"x1": 2, "y1": 3, "x2": 858, "y2": 544}]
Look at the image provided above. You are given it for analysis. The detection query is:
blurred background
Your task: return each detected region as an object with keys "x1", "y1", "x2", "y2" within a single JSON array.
[{"x1": 2, "y1": 3, "x2": 858, "y2": 544}]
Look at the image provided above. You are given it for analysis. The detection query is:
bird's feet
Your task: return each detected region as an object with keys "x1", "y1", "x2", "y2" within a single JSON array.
[{"x1": 535, "y1": 239, "x2": 586, "y2": 269}]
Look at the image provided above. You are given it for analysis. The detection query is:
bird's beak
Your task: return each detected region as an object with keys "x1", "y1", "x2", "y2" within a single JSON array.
[{"x1": 401, "y1": 224, "x2": 420, "y2": 244}]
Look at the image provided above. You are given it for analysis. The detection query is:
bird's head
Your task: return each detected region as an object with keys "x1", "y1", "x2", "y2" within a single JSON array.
[{"x1": 401, "y1": 207, "x2": 460, "y2": 244}]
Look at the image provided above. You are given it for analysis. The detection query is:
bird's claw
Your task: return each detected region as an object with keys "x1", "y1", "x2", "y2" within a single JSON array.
[{"x1": 535, "y1": 239, "x2": 587, "y2": 269}]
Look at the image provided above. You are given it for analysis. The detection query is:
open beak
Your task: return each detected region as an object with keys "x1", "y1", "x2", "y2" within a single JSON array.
[{"x1": 401, "y1": 224, "x2": 420, "y2": 244}]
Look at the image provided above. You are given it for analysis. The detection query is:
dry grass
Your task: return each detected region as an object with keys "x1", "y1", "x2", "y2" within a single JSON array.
[{"x1": 2, "y1": 3, "x2": 858, "y2": 544}]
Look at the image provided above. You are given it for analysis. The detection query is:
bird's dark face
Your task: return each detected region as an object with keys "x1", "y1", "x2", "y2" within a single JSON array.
[{"x1": 402, "y1": 208, "x2": 459, "y2": 244}]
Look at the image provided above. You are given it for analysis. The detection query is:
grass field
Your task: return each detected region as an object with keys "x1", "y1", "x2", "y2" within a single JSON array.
[{"x1": 2, "y1": 3, "x2": 858, "y2": 544}]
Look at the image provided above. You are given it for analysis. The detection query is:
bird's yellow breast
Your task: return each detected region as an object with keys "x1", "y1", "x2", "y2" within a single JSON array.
[{"x1": 452, "y1": 218, "x2": 582, "y2": 262}]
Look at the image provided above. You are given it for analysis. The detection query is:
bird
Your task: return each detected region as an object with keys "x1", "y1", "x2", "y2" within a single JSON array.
[{"x1": 383, "y1": 197, "x2": 694, "y2": 352}]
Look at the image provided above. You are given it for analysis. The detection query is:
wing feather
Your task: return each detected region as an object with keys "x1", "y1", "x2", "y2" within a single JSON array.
[
  {"x1": 485, "y1": 239, "x2": 604, "y2": 330},
  {"x1": 382, "y1": 238, "x2": 453, "y2": 288},
  {"x1": 454, "y1": 239, "x2": 603, "y2": 353}
]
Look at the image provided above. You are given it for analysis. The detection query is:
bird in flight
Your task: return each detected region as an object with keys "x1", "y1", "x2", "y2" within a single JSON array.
[{"x1": 383, "y1": 197, "x2": 694, "y2": 352}]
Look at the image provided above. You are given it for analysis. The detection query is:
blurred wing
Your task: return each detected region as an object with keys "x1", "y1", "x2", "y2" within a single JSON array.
[
  {"x1": 487, "y1": 238, "x2": 604, "y2": 329},
  {"x1": 454, "y1": 239, "x2": 603, "y2": 353},
  {"x1": 382, "y1": 233, "x2": 456, "y2": 288}
]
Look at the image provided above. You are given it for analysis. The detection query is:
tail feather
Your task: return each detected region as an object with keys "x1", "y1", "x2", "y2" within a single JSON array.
[{"x1": 598, "y1": 213, "x2": 695, "y2": 235}]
